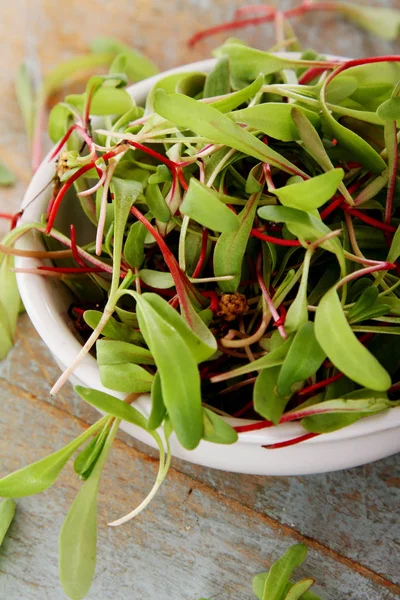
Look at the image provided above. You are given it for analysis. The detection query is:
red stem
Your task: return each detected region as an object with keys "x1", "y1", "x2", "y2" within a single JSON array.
[
  {"x1": 192, "y1": 228, "x2": 209, "y2": 278},
  {"x1": 70, "y1": 224, "x2": 87, "y2": 267},
  {"x1": 298, "y1": 371, "x2": 343, "y2": 398},
  {"x1": 320, "y1": 179, "x2": 364, "y2": 221},
  {"x1": 130, "y1": 205, "x2": 193, "y2": 326},
  {"x1": 343, "y1": 206, "x2": 396, "y2": 233},
  {"x1": 49, "y1": 124, "x2": 96, "y2": 163},
  {"x1": 232, "y1": 400, "x2": 254, "y2": 418},
  {"x1": 298, "y1": 67, "x2": 328, "y2": 85},
  {"x1": 256, "y1": 253, "x2": 288, "y2": 339},
  {"x1": 263, "y1": 432, "x2": 319, "y2": 449},
  {"x1": 251, "y1": 228, "x2": 302, "y2": 247},
  {"x1": 188, "y1": 1, "x2": 342, "y2": 47},
  {"x1": 0, "y1": 213, "x2": 14, "y2": 220},
  {"x1": 234, "y1": 420, "x2": 273, "y2": 433},
  {"x1": 38, "y1": 266, "x2": 103, "y2": 274},
  {"x1": 46, "y1": 162, "x2": 95, "y2": 233}
]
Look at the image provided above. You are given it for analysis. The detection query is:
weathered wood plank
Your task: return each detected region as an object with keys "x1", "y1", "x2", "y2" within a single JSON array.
[
  {"x1": 2, "y1": 316, "x2": 399, "y2": 587},
  {"x1": 1, "y1": 387, "x2": 399, "y2": 600}
]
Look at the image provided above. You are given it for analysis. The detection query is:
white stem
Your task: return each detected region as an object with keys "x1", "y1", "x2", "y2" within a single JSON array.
[
  {"x1": 96, "y1": 160, "x2": 117, "y2": 256},
  {"x1": 108, "y1": 432, "x2": 170, "y2": 527}
]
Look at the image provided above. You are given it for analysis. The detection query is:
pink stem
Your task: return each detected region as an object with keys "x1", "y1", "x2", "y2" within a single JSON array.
[
  {"x1": 256, "y1": 253, "x2": 288, "y2": 339},
  {"x1": 263, "y1": 432, "x2": 319, "y2": 449},
  {"x1": 46, "y1": 162, "x2": 96, "y2": 233}
]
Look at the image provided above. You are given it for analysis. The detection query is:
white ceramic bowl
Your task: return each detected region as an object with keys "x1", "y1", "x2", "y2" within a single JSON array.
[{"x1": 15, "y1": 56, "x2": 400, "y2": 475}]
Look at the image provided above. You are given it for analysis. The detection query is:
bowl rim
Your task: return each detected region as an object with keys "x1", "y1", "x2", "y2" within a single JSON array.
[{"x1": 15, "y1": 53, "x2": 400, "y2": 447}]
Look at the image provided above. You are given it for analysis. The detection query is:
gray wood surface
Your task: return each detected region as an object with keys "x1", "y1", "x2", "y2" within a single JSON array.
[{"x1": 0, "y1": 1, "x2": 399, "y2": 598}]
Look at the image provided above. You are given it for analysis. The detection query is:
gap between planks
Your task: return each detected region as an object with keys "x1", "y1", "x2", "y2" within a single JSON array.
[{"x1": 1, "y1": 375, "x2": 399, "y2": 596}]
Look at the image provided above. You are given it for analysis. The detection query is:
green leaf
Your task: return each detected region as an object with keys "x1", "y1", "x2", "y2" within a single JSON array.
[
  {"x1": 214, "y1": 192, "x2": 260, "y2": 291},
  {"x1": 215, "y1": 43, "x2": 327, "y2": 81},
  {"x1": 15, "y1": 63, "x2": 35, "y2": 140},
  {"x1": 0, "y1": 498, "x2": 16, "y2": 546},
  {"x1": 75, "y1": 387, "x2": 149, "y2": 431},
  {"x1": 90, "y1": 37, "x2": 159, "y2": 80},
  {"x1": 285, "y1": 579, "x2": 317, "y2": 600},
  {"x1": 253, "y1": 578, "x2": 321, "y2": 600},
  {"x1": 254, "y1": 366, "x2": 289, "y2": 424},
  {"x1": 203, "y1": 55, "x2": 230, "y2": 98},
  {"x1": 84, "y1": 310, "x2": 143, "y2": 344},
  {"x1": 315, "y1": 287, "x2": 391, "y2": 391},
  {"x1": 153, "y1": 90, "x2": 305, "y2": 176},
  {"x1": 180, "y1": 178, "x2": 240, "y2": 232},
  {"x1": 134, "y1": 293, "x2": 203, "y2": 450},
  {"x1": 274, "y1": 169, "x2": 344, "y2": 211},
  {"x1": 135, "y1": 293, "x2": 216, "y2": 363},
  {"x1": 211, "y1": 74, "x2": 264, "y2": 113},
  {"x1": 48, "y1": 103, "x2": 75, "y2": 143},
  {"x1": 387, "y1": 225, "x2": 400, "y2": 264},
  {"x1": 285, "y1": 250, "x2": 311, "y2": 333},
  {"x1": 325, "y1": 75, "x2": 358, "y2": 104},
  {"x1": 277, "y1": 322, "x2": 326, "y2": 397},
  {"x1": 96, "y1": 339, "x2": 154, "y2": 365},
  {"x1": 139, "y1": 269, "x2": 174, "y2": 289},
  {"x1": 0, "y1": 255, "x2": 19, "y2": 341},
  {"x1": 99, "y1": 363, "x2": 154, "y2": 393},
  {"x1": 230, "y1": 104, "x2": 320, "y2": 142},
  {"x1": 0, "y1": 163, "x2": 16, "y2": 186},
  {"x1": 202, "y1": 409, "x2": 238, "y2": 444},
  {"x1": 124, "y1": 218, "x2": 149, "y2": 269},
  {"x1": 338, "y1": 2, "x2": 400, "y2": 41},
  {"x1": 376, "y1": 96, "x2": 400, "y2": 121},
  {"x1": 255, "y1": 544, "x2": 308, "y2": 600},
  {"x1": 145, "y1": 71, "x2": 204, "y2": 114},
  {"x1": 148, "y1": 372, "x2": 166, "y2": 430},
  {"x1": 258, "y1": 205, "x2": 345, "y2": 271},
  {"x1": 0, "y1": 319, "x2": 13, "y2": 361},
  {"x1": 347, "y1": 287, "x2": 389, "y2": 324},
  {"x1": 74, "y1": 424, "x2": 110, "y2": 481},
  {"x1": 320, "y1": 91, "x2": 386, "y2": 174},
  {"x1": 66, "y1": 87, "x2": 133, "y2": 116},
  {"x1": 0, "y1": 419, "x2": 107, "y2": 497},
  {"x1": 59, "y1": 420, "x2": 119, "y2": 600},
  {"x1": 146, "y1": 183, "x2": 171, "y2": 223}
]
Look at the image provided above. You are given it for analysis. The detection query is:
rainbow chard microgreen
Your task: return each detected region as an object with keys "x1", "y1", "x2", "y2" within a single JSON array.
[
  {"x1": 253, "y1": 543, "x2": 309, "y2": 600},
  {"x1": 230, "y1": 103, "x2": 320, "y2": 142},
  {"x1": 181, "y1": 178, "x2": 240, "y2": 232},
  {"x1": 59, "y1": 419, "x2": 120, "y2": 600},
  {"x1": 202, "y1": 408, "x2": 238, "y2": 444},
  {"x1": 153, "y1": 90, "x2": 307, "y2": 176},
  {"x1": 315, "y1": 287, "x2": 391, "y2": 391},
  {"x1": 123, "y1": 292, "x2": 205, "y2": 450},
  {"x1": 204, "y1": 55, "x2": 230, "y2": 98},
  {"x1": 0, "y1": 418, "x2": 108, "y2": 497},
  {"x1": 277, "y1": 322, "x2": 326, "y2": 397},
  {"x1": 0, "y1": 498, "x2": 16, "y2": 547},
  {"x1": 273, "y1": 169, "x2": 344, "y2": 211},
  {"x1": 210, "y1": 73, "x2": 264, "y2": 112},
  {"x1": 214, "y1": 190, "x2": 261, "y2": 292}
]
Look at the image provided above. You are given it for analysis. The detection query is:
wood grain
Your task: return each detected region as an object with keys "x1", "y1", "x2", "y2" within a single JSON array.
[
  {"x1": 0, "y1": 1, "x2": 399, "y2": 598},
  {"x1": 1, "y1": 385, "x2": 399, "y2": 600}
]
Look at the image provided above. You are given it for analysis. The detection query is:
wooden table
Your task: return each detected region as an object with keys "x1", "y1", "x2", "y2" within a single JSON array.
[{"x1": 0, "y1": 1, "x2": 399, "y2": 598}]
